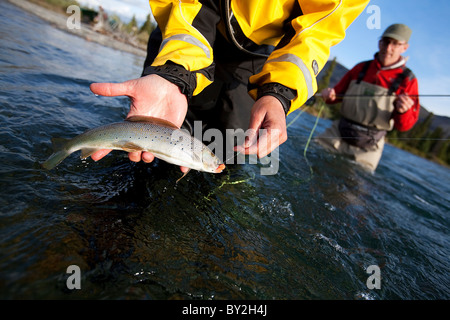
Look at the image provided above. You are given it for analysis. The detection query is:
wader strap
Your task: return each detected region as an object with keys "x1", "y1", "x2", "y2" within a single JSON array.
[
  {"x1": 356, "y1": 60, "x2": 372, "y2": 84},
  {"x1": 387, "y1": 67, "x2": 414, "y2": 95},
  {"x1": 356, "y1": 60, "x2": 415, "y2": 95}
]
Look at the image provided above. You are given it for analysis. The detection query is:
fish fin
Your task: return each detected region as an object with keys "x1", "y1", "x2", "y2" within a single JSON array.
[
  {"x1": 80, "y1": 148, "x2": 102, "y2": 160},
  {"x1": 125, "y1": 116, "x2": 179, "y2": 129},
  {"x1": 192, "y1": 152, "x2": 202, "y2": 163},
  {"x1": 119, "y1": 142, "x2": 143, "y2": 153},
  {"x1": 176, "y1": 169, "x2": 191, "y2": 184}
]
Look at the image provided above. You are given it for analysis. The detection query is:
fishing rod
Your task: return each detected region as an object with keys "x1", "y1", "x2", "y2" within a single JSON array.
[
  {"x1": 313, "y1": 93, "x2": 450, "y2": 98},
  {"x1": 305, "y1": 93, "x2": 450, "y2": 106}
]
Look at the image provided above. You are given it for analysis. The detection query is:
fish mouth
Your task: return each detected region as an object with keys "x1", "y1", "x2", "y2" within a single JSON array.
[{"x1": 215, "y1": 163, "x2": 225, "y2": 173}]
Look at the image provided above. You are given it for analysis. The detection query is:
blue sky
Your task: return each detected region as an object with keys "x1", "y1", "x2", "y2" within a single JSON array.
[
  {"x1": 330, "y1": 0, "x2": 450, "y2": 117},
  {"x1": 78, "y1": 0, "x2": 450, "y2": 117}
]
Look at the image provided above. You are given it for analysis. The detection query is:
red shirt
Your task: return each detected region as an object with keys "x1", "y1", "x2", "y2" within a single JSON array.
[{"x1": 331, "y1": 56, "x2": 420, "y2": 131}]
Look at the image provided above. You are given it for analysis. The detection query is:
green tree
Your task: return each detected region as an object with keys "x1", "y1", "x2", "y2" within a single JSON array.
[
  {"x1": 407, "y1": 112, "x2": 434, "y2": 148},
  {"x1": 139, "y1": 14, "x2": 155, "y2": 34},
  {"x1": 313, "y1": 57, "x2": 340, "y2": 119},
  {"x1": 126, "y1": 15, "x2": 138, "y2": 34},
  {"x1": 417, "y1": 131, "x2": 433, "y2": 154},
  {"x1": 427, "y1": 127, "x2": 444, "y2": 155},
  {"x1": 437, "y1": 140, "x2": 450, "y2": 165},
  {"x1": 387, "y1": 128, "x2": 402, "y2": 147},
  {"x1": 317, "y1": 57, "x2": 337, "y2": 93}
]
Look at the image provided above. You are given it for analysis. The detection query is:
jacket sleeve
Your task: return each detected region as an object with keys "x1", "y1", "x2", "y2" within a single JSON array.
[
  {"x1": 148, "y1": 0, "x2": 219, "y2": 97},
  {"x1": 248, "y1": 0, "x2": 369, "y2": 115},
  {"x1": 392, "y1": 76, "x2": 420, "y2": 131}
]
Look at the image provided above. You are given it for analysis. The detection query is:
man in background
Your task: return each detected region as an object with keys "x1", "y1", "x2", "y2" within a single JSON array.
[{"x1": 318, "y1": 24, "x2": 420, "y2": 171}]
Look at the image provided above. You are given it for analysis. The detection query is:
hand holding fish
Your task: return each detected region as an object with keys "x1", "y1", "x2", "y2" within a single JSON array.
[
  {"x1": 89, "y1": 74, "x2": 189, "y2": 172},
  {"x1": 42, "y1": 74, "x2": 224, "y2": 178}
]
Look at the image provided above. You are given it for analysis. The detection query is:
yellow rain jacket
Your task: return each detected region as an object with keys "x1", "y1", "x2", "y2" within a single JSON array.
[{"x1": 148, "y1": 0, "x2": 369, "y2": 114}]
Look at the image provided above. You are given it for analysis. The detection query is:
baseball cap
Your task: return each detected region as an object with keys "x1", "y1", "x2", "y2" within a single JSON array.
[{"x1": 381, "y1": 24, "x2": 412, "y2": 43}]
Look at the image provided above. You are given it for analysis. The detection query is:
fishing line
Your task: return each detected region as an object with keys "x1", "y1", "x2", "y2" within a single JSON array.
[
  {"x1": 224, "y1": 150, "x2": 242, "y2": 164},
  {"x1": 285, "y1": 103, "x2": 325, "y2": 183},
  {"x1": 289, "y1": 135, "x2": 450, "y2": 142},
  {"x1": 304, "y1": 104, "x2": 324, "y2": 157},
  {"x1": 210, "y1": 91, "x2": 447, "y2": 188},
  {"x1": 299, "y1": 104, "x2": 324, "y2": 182},
  {"x1": 382, "y1": 137, "x2": 450, "y2": 141},
  {"x1": 287, "y1": 94, "x2": 450, "y2": 143},
  {"x1": 286, "y1": 105, "x2": 310, "y2": 128},
  {"x1": 284, "y1": 96, "x2": 448, "y2": 183},
  {"x1": 203, "y1": 170, "x2": 255, "y2": 201},
  {"x1": 314, "y1": 93, "x2": 450, "y2": 98}
]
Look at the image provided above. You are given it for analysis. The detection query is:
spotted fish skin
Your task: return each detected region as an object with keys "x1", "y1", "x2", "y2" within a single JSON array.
[{"x1": 42, "y1": 116, "x2": 224, "y2": 174}]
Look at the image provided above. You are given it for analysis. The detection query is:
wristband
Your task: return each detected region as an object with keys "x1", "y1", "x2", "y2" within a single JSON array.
[
  {"x1": 142, "y1": 62, "x2": 197, "y2": 101},
  {"x1": 256, "y1": 83, "x2": 296, "y2": 114}
]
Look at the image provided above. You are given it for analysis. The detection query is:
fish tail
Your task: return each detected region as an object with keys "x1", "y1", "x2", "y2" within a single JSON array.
[
  {"x1": 42, "y1": 137, "x2": 71, "y2": 170},
  {"x1": 42, "y1": 150, "x2": 71, "y2": 170}
]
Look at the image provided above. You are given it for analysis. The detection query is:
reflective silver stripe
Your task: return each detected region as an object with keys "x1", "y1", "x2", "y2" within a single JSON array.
[
  {"x1": 159, "y1": 34, "x2": 211, "y2": 59},
  {"x1": 267, "y1": 54, "x2": 315, "y2": 99}
]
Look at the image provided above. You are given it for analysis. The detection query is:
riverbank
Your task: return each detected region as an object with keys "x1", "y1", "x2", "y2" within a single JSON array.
[{"x1": 7, "y1": 0, "x2": 147, "y2": 57}]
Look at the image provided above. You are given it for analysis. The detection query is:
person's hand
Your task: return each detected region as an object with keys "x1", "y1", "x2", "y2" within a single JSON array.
[
  {"x1": 236, "y1": 95, "x2": 287, "y2": 158},
  {"x1": 321, "y1": 87, "x2": 336, "y2": 102},
  {"x1": 394, "y1": 93, "x2": 414, "y2": 114},
  {"x1": 89, "y1": 74, "x2": 189, "y2": 172}
]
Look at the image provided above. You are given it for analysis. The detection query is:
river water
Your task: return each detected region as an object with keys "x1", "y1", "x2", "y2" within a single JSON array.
[{"x1": 1, "y1": 1, "x2": 449, "y2": 300}]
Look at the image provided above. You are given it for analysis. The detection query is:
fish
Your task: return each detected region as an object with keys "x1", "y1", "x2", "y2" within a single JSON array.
[{"x1": 42, "y1": 116, "x2": 225, "y2": 180}]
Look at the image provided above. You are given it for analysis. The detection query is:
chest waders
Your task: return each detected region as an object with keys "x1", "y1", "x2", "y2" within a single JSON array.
[{"x1": 317, "y1": 60, "x2": 413, "y2": 171}]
